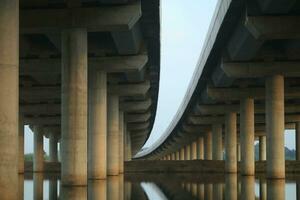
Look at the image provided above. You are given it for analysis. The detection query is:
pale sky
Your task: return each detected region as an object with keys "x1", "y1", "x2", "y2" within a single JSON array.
[{"x1": 24, "y1": 0, "x2": 296, "y2": 155}]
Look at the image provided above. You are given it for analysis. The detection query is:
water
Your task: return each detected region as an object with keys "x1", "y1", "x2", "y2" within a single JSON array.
[{"x1": 20, "y1": 173, "x2": 300, "y2": 199}]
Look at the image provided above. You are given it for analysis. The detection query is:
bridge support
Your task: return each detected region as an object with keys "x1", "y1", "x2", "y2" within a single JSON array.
[
  {"x1": 259, "y1": 136, "x2": 266, "y2": 161},
  {"x1": 185, "y1": 145, "x2": 191, "y2": 160},
  {"x1": 212, "y1": 124, "x2": 223, "y2": 160},
  {"x1": 225, "y1": 112, "x2": 237, "y2": 173},
  {"x1": 191, "y1": 141, "x2": 197, "y2": 160},
  {"x1": 107, "y1": 95, "x2": 120, "y2": 175},
  {"x1": 204, "y1": 131, "x2": 212, "y2": 160},
  {"x1": 49, "y1": 132, "x2": 58, "y2": 162},
  {"x1": 266, "y1": 75, "x2": 285, "y2": 179},
  {"x1": 33, "y1": 126, "x2": 44, "y2": 172},
  {"x1": 61, "y1": 28, "x2": 88, "y2": 185},
  {"x1": 240, "y1": 98, "x2": 255, "y2": 175},
  {"x1": 180, "y1": 147, "x2": 185, "y2": 160},
  {"x1": 197, "y1": 137, "x2": 204, "y2": 160},
  {"x1": 0, "y1": 0, "x2": 19, "y2": 198}
]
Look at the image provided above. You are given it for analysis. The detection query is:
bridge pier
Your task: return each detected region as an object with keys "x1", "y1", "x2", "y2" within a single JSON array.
[
  {"x1": 197, "y1": 137, "x2": 204, "y2": 160},
  {"x1": 49, "y1": 132, "x2": 59, "y2": 162},
  {"x1": 185, "y1": 145, "x2": 191, "y2": 160},
  {"x1": 266, "y1": 75, "x2": 285, "y2": 179},
  {"x1": 180, "y1": 147, "x2": 185, "y2": 160},
  {"x1": 33, "y1": 126, "x2": 44, "y2": 172},
  {"x1": 0, "y1": 0, "x2": 19, "y2": 198},
  {"x1": 191, "y1": 141, "x2": 197, "y2": 160},
  {"x1": 212, "y1": 123, "x2": 223, "y2": 160},
  {"x1": 204, "y1": 131, "x2": 212, "y2": 160},
  {"x1": 107, "y1": 95, "x2": 120, "y2": 175},
  {"x1": 225, "y1": 112, "x2": 237, "y2": 173},
  {"x1": 61, "y1": 28, "x2": 88, "y2": 186},
  {"x1": 240, "y1": 98, "x2": 255, "y2": 175},
  {"x1": 259, "y1": 136, "x2": 266, "y2": 161}
]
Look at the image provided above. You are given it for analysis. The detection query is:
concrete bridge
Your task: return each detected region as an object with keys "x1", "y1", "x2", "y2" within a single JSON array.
[
  {"x1": 136, "y1": 0, "x2": 300, "y2": 179},
  {"x1": 0, "y1": 0, "x2": 159, "y2": 199}
]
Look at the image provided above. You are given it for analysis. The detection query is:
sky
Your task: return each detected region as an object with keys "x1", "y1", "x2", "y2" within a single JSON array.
[{"x1": 24, "y1": 0, "x2": 296, "y2": 155}]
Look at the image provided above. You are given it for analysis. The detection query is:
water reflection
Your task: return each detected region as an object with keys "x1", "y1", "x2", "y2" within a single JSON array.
[{"x1": 20, "y1": 173, "x2": 300, "y2": 199}]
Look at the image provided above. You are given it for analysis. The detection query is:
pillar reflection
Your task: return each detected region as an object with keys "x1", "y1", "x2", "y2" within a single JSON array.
[
  {"x1": 108, "y1": 176, "x2": 120, "y2": 200},
  {"x1": 88, "y1": 179, "x2": 106, "y2": 200},
  {"x1": 225, "y1": 174, "x2": 237, "y2": 200},
  {"x1": 197, "y1": 183, "x2": 204, "y2": 200},
  {"x1": 125, "y1": 181, "x2": 132, "y2": 200},
  {"x1": 267, "y1": 179, "x2": 285, "y2": 200},
  {"x1": 213, "y1": 183, "x2": 223, "y2": 200},
  {"x1": 49, "y1": 179, "x2": 58, "y2": 200},
  {"x1": 18, "y1": 174, "x2": 24, "y2": 200},
  {"x1": 33, "y1": 173, "x2": 43, "y2": 200},
  {"x1": 205, "y1": 183, "x2": 213, "y2": 200},
  {"x1": 60, "y1": 186, "x2": 87, "y2": 200},
  {"x1": 241, "y1": 176, "x2": 255, "y2": 200},
  {"x1": 260, "y1": 179, "x2": 267, "y2": 200}
]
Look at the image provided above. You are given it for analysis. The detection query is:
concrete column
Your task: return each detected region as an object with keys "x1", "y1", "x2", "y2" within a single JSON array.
[
  {"x1": 119, "y1": 111, "x2": 124, "y2": 174},
  {"x1": 108, "y1": 176, "x2": 120, "y2": 200},
  {"x1": 19, "y1": 116, "x2": 24, "y2": 173},
  {"x1": 240, "y1": 98, "x2": 255, "y2": 175},
  {"x1": 191, "y1": 141, "x2": 197, "y2": 160},
  {"x1": 88, "y1": 71, "x2": 107, "y2": 179},
  {"x1": 176, "y1": 151, "x2": 180, "y2": 160},
  {"x1": 241, "y1": 176, "x2": 255, "y2": 200},
  {"x1": 185, "y1": 145, "x2": 191, "y2": 160},
  {"x1": 266, "y1": 75, "x2": 285, "y2": 179},
  {"x1": 267, "y1": 180, "x2": 285, "y2": 200},
  {"x1": 171, "y1": 153, "x2": 176, "y2": 160},
  {"x1": 197, "y1": 184, "x2": 204, "y2": 200},
  {"x1": 0, "y1": 0, "x2": 19, "y2": 198},
  {"x1": 88, "y1": 180, "x2": 107, "y2": 200},
  {"x1": 204, "y1": 131, "x2": 212, "y2": 160},
  {"x1": 259, "y1": 179, "x2": 267, "y2": 200},
  {"x1": 49, "y1": 133, "x2": 58, "y2": 162},
  {"x1": 18, "y1": 174, "x2": 24, "y2": 200},
  {"x1": 296, "y1": 122, "x2": 300, "y2": 160},
  {"x1": 124, "y1": 131, "x2": 132, "y2": 161},
  {"x1": 212, "y1": 123, "x2": 223, "y2": 160},
  {"x1": 225, "y1": 174, "x2": 237, "y2": 200},
  {"x1": 61, "y1": 28, "x2": 88, "y2": 185},
  {"x1": 34, "y1": 173, "x2": 44, "y2": 200},
  {"x1": 213, "y1": 183, "x2": 223, "y2": 200},
  {"x1": 49, "y1": 180, "x2": 58, "y2": 200},
  {"x1": 259, "y1": 136, "x2": 266, "y2": 161},
  {"x1": 180, "y1": 147, "x2": 185, "y2": 160},
  {"x1": 204, "y1": 184, "x2": 213, "y2": 200},
  {"x1": 225, "y1": 112, "x2": 237, "y2": 173},
  {"x1": 197, "y1": 137, "x2": 204, "y2": 159},
  {"x1": 33, "y1": 126, "x2": 44, "y2": 172},
  {"x1": 60, "y1": 187, "x2": 87, "y2": 200},
  {"x1": 107, "y1": 95, "x2": 120, "y2": 175},
  {"x1": 237, "y1": 143, "x2": 241, "y2": 162}
]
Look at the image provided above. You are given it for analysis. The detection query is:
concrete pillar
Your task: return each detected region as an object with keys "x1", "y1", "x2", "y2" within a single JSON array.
[
  {"x1": 191, "y1": 141, "x2": 197, "y2": 160},
  {"x1": 192, "y1": 183, "x2": 197, "y2": 197},
  {"x1": 60, "y1": 187, "x2": 87, "y2": 200},
  {"x1": 266, "y1": 75, "x2": 285, "y2": 179},
  {"x1": 88, "y1": 180, "x2": 106, "y2": 200},
  {"x1": 19, "y1": 117, "x2": 24, "y2": 173},
  {"x1": 49, "y1": 179, "x2": 58, "y2": 200},
  {"x1": 88, "y1": 71, "x2": 107, "y2": 179},
  {"x1": 267, "y1": 180, "x2": 285, "y2": 200},
  {"x1": 108, "y1": 95, "x2": 120, "y2": 175},
  {"x1": 124, "y1": 131, "x2": 132, "y2": 161},
  {"x1": 34, "y1": 173, "x2": 43, "y2": 200},
  {"x1": 237, "y1": 143, "x2": 241, "y2": 162},
  {"x1": 296, "y1": 122, "x2": 300, "y2": 160},
  {"x1": 176, "y1": 151, "x2": 180, "y2": 160},
  {"x1": 213, "y1": 183, "x2": 223, "y2": 200},
  {"x1": 204, "y1": 131, "x2": 212, "y2": 160},
  {"x1": 197, "y1": 184, "x2": 204, "y2": 200},
  {"x1": 241, "y1": 176, "x2": 254, "y2": 200},
  {"x1": 119, "y1": 111, "x2": 124, "y2": 174},
  {"x1": 108, "y1": 176, "x2": 120, "y2": 200},
  {"x1": 260, "y1": 179, "x2": 267, "y2": 200},
  {"x1": 225, "y1": 174, "x2": 237, "y2": 200},
  {"x1": 49, "y1": 133, "x2": 58, "y2": 162},
  {"x1": 180, "y1": 147, "x2": 185, "y2": 160},
  {"x1": 212, "y1": 123, "x2": 223, "y2": 160},
  {"x1": 204, "y1": 184, "x2": 213, "y2": 200},
  {"x1": 185, "y1": 145, "x2": 191, "y2": 160},
  {"x1": 171, "y1": 153, "x2": 176, "y2": 160},
  {"x1": 18, "y1": 175, "x2": 24, "y2": 200},
  {"x1": 0, "y1": 0, "x2": 19, "y2": 198},
  {"x1": 197, "y1": 137, "x2": 204, "y2": 159},
  {"x1": 61, "y1": 28, "x2": 88, "y2": 185},
  {"x1": 240, "y1": 98, "x2": 255, "y2": 175},
  {"x1": 33, "y1": 126, "x2": 44, "y2": 172},
  {"x1": 225, "y1": 112, "x2": 237, "y2": 173},
  {"x1": 259, "y1": 136, "x2": 267, "y2": 161}
]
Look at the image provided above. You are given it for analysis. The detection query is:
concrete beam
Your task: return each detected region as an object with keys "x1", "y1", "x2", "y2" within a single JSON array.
[
  {"x1": 222, "y1": 61, "x2": 300, "y2": 78},
  {"x1": 20, "y1": 104, "x2": 60, "y2": 115},
  {"x1": 257, "y1": 0, "x2": 296, "y2": 13},
  {"x1": 207, "y1": 86, "x2": 300, "y2": 101},
  {"x1": 109, "y1": 81, "x2": 150, "y2": 96},
  {"x1": 20, "y1": 55, "x2": 148, "y2": 75},
  {"x1": 127, "y1": 122, "x2": 150, "y2": 131},
  {"x1": 20, "y1": 86, "x2": 60, "y2": 101},
  {"x1": 126, "y1": 112, "x2": 151, "y2": 123},
  {"x1": 24, "y1": 116, "x2": 60, "y2": 126},
  {"x1": 20, "y1": 2, "x2": 141, "y2": 33},
  {"x1": 181, "y1": 124, "x2": 210, "y2": 134},
  {"x1": 246, "y1": 16, "x2": 300, "y2": 40},
  {"x1": 120, "y1": 99, "x2": 152, "y2": 112}
]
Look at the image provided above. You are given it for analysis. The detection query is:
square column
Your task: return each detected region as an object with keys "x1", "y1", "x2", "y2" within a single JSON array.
[
  {"x1": 259, "y1": 136, "x2": 266, "y2": 161},
  {"x1": 61, "y1": 28, "x2": 88, "y2": 185},
  {"x1": 119, "y1": 111, "x2": 124, "y2": 174},
  {"x1": 33, "y1": 126, "x2": 44, "y2": 172},
  {"x1": 197, "y1": 137, "x2": 204, "y2": 159},
  {"x1": 19, "y1": 116, "x2": 24, "y2": 173},
  {"x1": 49, "y1": 132, "x2": 59, "y2": 162},
  {"x1": 0, "y1": 0, "x2": 19, "y2": 198},
  {"x1": 266, "y1": 75, "x2": 285, "y2": 179},
  {"x1": 107, "y1": 95, "x2": 120, "y2": 175},
  {"x1": 88, "y1": 71, "x2": 107, "y2": 179},
  {"x1": 204, "y1": 131, "x2": 212, "y2": 160},
  {"x1": 225, "y1": 112, "x2": 237, "y2": 173},
  {"x1": 240, "y1": 98, "x2": 255, "y2": 175},
  {"x1": 212, "y1": 124, "x2": 223, "y2": 160}
]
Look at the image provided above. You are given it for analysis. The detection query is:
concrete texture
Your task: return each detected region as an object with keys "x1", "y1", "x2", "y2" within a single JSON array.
[
  {"x1": 107, "y1": 95, "x2": 120, "y2": 175},
  {"x1": 212, "y1": 124, "x2": 223, "y2": 160},
  {"x1": 19, "y1": 116, "x2": 24, "y2": 173},
  {"x1": 0, "y1": 0, "x2": 19, "y2": 199},
  {"x1": 204, "y1": 131, "x2": 212, "y2": 160},
  {"x1": 180, "y1": 147, "x2": 185, "y2": 160},
  {"x1": 185, "y1": 145, "x2": 191, "y2": 160},
  {"x1": 266, "y1": 75, "x2": 285, "y2": 178},
  {"x1": 61, "y1": 28, "x2": 88, "y2": 185},
  {"x1": 49, "y1": 132, "x2": 58, "y2": 162},
  {"x1": 197, "y1": 137, "x2": 204, "y2": 160},
  {"x1": 119, "y1": 111, "x2": 124, "y2": 174},
  {"x1": 240, "y1": 98, "x2": 255, "y2": 175},
  {"x1": 259, "y1": 136, "x2": 266, "y2": 161},
  {"x1": 88, "y1": 71, "x2": 107, "y2": 179},
  {"x1": 33, "y1": 126, "x2": 44, "y2": 172},
  {"x1": 225, "y1": 112, "x2": 237, "y2": 173},
  {"x1": 191, "y1": 141, "x2": 197, "y2": 160}
]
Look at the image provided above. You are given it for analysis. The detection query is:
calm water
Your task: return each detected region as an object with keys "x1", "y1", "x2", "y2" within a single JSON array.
[{"x1": 20, "y1": 173, "x2": 300, "y2": 199}]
